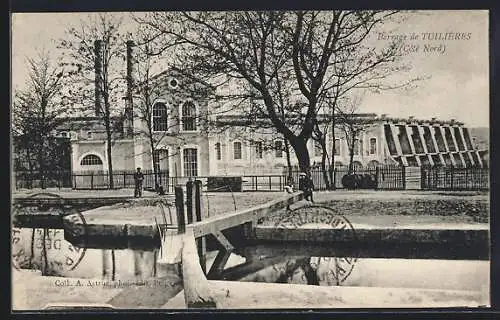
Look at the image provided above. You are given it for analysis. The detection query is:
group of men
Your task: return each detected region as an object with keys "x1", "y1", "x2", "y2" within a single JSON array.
[{"x1": 285, "y1": 171, "x2": 315, "y2": 202}]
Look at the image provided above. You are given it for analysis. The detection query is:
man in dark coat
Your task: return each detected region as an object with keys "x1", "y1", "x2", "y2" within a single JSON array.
[
  {"x1": 299, "y1": 172, "x2": 315, "y2": 203},
  {"x1": 305, "y1": 172, "x2": 315, "y2": 203},
  {"x1": 134, "y1": 167, "x2": 144, "y2": 198}
]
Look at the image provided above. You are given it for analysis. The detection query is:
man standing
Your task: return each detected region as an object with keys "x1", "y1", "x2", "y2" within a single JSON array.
[
  {"x1": 299, "y1": 171, "x2": 315, "y2": 203},
  {"x1": 134, "y1": 167, "x2": 144, "y2": 198},
  {"x1": 305, "y1": 172, "x2": 315, "y2": 203}
]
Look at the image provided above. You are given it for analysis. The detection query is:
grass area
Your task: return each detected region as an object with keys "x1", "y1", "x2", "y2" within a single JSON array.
[{"x1": 308, "y1": 191, "x2": 489, "y2": 223}]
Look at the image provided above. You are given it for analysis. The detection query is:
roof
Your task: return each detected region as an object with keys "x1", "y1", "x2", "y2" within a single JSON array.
[{"x1": 135, "y1": 66, "x2": 216, "y2": 94}]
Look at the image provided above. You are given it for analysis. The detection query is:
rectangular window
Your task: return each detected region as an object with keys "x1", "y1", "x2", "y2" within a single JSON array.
[
  {"x1": 233, "y1": 142, "x2": 242, "y2": 160},
  {"x1": 215, "y1": 143, "x2": 221, "y2": 160},
  {"x1": 255, "y1": 141, "x2": 263, "y2": 159},
  {"x1": 183, "y1": 148, "x2": 198, "y2": 177},
  {"x1": 153, "y1": 149, "x2": 168, "y2": 172},
  {"x1": 275, "y1": 141, "x2": 283, "y2": 158},
  {"x1": 334, "y1": 139, "x2": 340, "y2": 156},
  {"x1": 369, "y1": 138, "x2": 377, "y2": 155}
]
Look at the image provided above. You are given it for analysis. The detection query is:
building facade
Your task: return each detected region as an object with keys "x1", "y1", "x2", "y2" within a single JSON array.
[{"x1": 48, "y1": 40, "x2": 487, "y2": 178}]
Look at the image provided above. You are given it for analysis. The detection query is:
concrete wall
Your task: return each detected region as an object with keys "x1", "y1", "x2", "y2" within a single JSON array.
[
  {"x1": 71, "y1": 140, "x2": 135, "y2": 172},
  {"x1": 12, "y1": 228, "x2": 162, "y2": 280}
]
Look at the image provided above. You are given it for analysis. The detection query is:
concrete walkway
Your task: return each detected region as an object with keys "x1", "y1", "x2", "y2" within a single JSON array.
[
  {"x1": 12, "y1": 269, "x2": 182, "y2": 310},
  {"x1": 162, "y1": 280, "x2": 488, "y2": 309}
]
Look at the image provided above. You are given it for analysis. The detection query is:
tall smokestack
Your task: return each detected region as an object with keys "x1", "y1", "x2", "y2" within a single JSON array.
[
  {"x1": 125, "y1": 40, "x2": 135, "y2": 137},
  {"x1": 94, "y1": 40, "x2": 103, "y2": 117}
]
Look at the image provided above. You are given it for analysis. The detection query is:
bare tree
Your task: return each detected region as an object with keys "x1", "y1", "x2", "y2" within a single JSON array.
[
  {"x1": 305, "y1": 10, "x2": 425, "y2": 188},
  {"x1": 131, "y1": 38, "x2": 183, "y2": 188},
  {"x1": 12, "y1": 50, "x2": 69, "y2": 189},
  {"x1": 59, "y1": 13, "x2": 127, "y2": 189},
  {"x1": 335, "y1": 95, "x2": 377, "y2": 175},
  {"x1": 134, "y1": 11, "x2": 411, "y2": 173}
]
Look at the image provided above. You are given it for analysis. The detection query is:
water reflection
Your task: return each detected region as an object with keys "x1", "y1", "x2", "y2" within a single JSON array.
[
  {"x1": 12, "y1": 227, "x2": 165, "y2": 280},
  {"x1": 11, "y1": 227, "x2": 489, "y2": 293},
  {"x1": 235, "y1": 254, "x2": 488, "y2": 292}
]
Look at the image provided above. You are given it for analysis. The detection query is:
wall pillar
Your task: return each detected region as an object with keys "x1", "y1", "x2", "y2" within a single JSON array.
[
  {"x1": 404, "y1": 125, "x2": 421, "y2": 166},
  {"x1": 458, "y1": 127, "x2": 475, "y2": 166},
  {"x1": 474, "y1": 150, "x2": 484, "y2": 167},
  {"x1": 71, "y1": 142, "x2": 80, "y2": 173},
  {"x1": 449, "y1": 126, "x2": 466, "y2": 167},
  {"x1": 390, "y1": 123, "x2": 408, "y2": 166},
  {"x1": 429, "y1": 125, "x2": 445, "y2": 166},
  {"x1": 439, "y1": 126, "x2": 456, "y2": 166},
  {"x1": 417, "y1": 126, "x2": 434, "y2": 166}
]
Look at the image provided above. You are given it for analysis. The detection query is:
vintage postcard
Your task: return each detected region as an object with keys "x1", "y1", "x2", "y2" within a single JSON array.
[{"x1": 11, "y1": 10, "x2": 490, "y2": 310}]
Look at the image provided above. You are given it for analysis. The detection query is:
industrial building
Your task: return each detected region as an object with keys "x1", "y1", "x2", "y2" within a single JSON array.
[{"x1": 41, "y1": 40, "x2": 488, "y2": 179}]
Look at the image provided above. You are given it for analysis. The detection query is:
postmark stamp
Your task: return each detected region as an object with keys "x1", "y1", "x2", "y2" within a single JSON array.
[
  {"x1": 262, "y1": 205, "x2": 359, "y2": 285},
  {"x1": 11, "y1": 210, "x2": 88, "y2": 275}
]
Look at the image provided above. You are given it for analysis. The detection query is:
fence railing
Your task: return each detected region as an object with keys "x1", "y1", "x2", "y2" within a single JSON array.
[
  {"x1": 287, "y1": 165, "x2": 406, "y2": 191},
  {"x1": 421, "y1": 166, "x2": 489, "y2": 191},
  {"x1": 14, "y1": 165, "x2": 489, "y2": 192},
  {"x1": 13, "y1": 170, "x2": 72, "y2": 189}
]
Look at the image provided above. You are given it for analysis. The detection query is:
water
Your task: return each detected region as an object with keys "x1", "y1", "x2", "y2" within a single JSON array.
[
  {"x1": 12, "y1": 227, "x2": 164, "y2": 280},
  {"x1": 12, "y1": 223, "x2": 490, "y2": 293}
]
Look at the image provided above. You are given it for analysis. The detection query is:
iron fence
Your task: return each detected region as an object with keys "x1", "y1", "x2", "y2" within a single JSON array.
[
  {"x1": 14, "y1": 170, "x2": 72, "y2": 189},
  {"x1": 14, "y1": 165, "x2": 489, "y2": 192},
  {"x1": 286, "y1": 165, "x2": 406, "y2": 190},
  {"x1": 421, "y1": 166, "x2": 489, "y2": 191}
]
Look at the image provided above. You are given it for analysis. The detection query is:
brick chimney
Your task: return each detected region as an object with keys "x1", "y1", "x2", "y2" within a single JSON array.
[
  {"x1": 125, "y1": 40, "x2": 135, "y2": 137},
  {"x1": 94, "y1": 40, "x2": 104, "y2": 117}
]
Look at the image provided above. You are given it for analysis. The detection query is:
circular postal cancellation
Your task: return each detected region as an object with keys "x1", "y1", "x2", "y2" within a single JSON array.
[
  {"x1": 264, "y1": 205, "x2": 359, "y2": 285},
  {"x1": 11, "y1": 211, "x2": 88, "y2": 274}
]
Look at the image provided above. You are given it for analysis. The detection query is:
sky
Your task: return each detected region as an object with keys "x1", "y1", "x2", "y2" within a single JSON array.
[{"x1": 11, "y1": 10, "x2": 490, "y2": 127}]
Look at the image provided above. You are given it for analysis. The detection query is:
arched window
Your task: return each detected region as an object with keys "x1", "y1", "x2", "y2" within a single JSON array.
[
  {"x1": 367, "y1": 160, "x2": 380, "y2": 169},
  {"x1": 152, "y1": 102, "x2": 168, "y2": 132},
  {"x1": 182, "y1": 101, "x2": 197, "y2": 131},
  {"x1": 80, "y1": 154, "x2": 103, "y2": 166},
  {"x1": 334, "y1": 161, "x2": 344, "y2": 167},
  {"x1": 352, "y1": 161, "x2": 363, "y2": 171},
  {"x1": 233, "y1": 142, "x2": 242, "y2": 160},
  {"x1": 215, "y1": 143, "x2": 221, "y2": 160}
]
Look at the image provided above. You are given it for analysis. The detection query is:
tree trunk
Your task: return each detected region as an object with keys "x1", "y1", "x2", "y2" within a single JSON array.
[
  {"x1": 37, "y1": 139, "x2": 46, "y2": 189},
  {"x1": 289, "y1": 137, "x2": 310, "y2": 173},
  {"x1": 25, "y1": 147, "x2": 34, "y2": 189},
  {"x1": 320, "y1": 139, "x2": 331, "y2": 190},
  {"x1": 329, "y1": 124, "x2": 335, "y2": 189},
  {"x1": 284, "y1": 138, "x2": 293, "y2": 178},
  {"x1": 150, "y1": 137, "x2": 159, "y2": 190},
  {"x1": 348, "y1": 134, "x2": 355, "y2": 175},
  {"x1": 104, "y1": 117, "x2": 114, "y2": 189}
]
